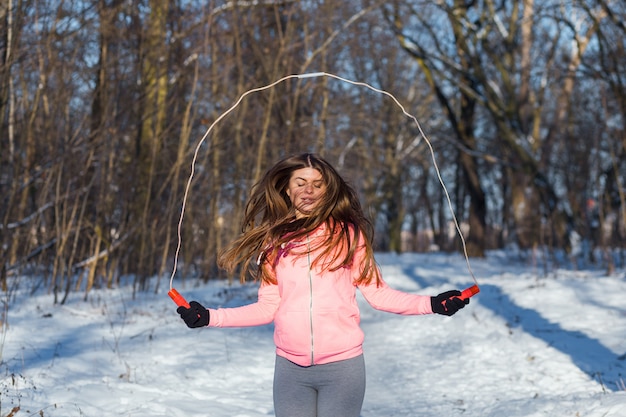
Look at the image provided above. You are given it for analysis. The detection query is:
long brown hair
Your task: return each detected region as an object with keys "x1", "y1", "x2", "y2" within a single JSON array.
[{"x1": 218, "y1": 153, "x2": 381, "y2": 286}]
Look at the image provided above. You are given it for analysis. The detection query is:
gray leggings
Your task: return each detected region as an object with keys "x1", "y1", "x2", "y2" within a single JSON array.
[{"x1": 273, "y1": 354, "x2": 366, "y2": 417}]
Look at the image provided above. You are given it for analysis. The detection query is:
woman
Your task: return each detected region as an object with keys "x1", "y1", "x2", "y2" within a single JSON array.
[{"x1": 177, "y1": 153, "x2": 469, "y2": 417}]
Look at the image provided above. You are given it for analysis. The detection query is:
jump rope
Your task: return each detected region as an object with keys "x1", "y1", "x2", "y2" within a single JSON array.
[{"x1": 168, "y1": 72, "x2": 480, "y2": 310}]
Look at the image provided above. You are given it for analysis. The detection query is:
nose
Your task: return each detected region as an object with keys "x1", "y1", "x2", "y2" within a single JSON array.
[{"x1": 304, "y1": 184, "x2": 314, "y2": 194}]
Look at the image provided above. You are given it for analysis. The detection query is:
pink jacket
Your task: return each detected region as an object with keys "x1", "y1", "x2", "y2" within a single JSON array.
[{"x1": 208, "y1": 224, "x2": 433, "y2": 366}]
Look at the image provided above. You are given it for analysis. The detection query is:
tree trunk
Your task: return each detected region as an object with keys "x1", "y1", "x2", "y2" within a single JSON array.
[{"x1": 135, "y1": 0, "x2": 169, "y2": 282}]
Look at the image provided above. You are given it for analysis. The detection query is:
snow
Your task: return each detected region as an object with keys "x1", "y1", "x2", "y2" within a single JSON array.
[{"x1": 2, "y1": 251, "x2": 626, "y2": 416}]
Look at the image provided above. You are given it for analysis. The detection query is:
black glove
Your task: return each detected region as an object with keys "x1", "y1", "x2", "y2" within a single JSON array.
[
  {"x1": 177, "y1": 301, "x2": 210, "y2": 328},
  {"x1": 431, "y1": 290, "x2": 469, "y2": 316}
]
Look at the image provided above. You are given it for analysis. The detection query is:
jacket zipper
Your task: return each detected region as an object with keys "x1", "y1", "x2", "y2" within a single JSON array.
[{"x1": 307, "y1": 234, "x2": 314, "y2": 365}]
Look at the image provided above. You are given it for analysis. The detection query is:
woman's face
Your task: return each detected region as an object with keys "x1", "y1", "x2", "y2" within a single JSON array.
[{"x1": 286, "y1": 167, "x2": 326, "y2": 218}]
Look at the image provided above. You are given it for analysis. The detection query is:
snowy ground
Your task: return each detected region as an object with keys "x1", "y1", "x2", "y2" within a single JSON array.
[{"x1": 2, "y1": 251, "x2": 626, "y2": 416}]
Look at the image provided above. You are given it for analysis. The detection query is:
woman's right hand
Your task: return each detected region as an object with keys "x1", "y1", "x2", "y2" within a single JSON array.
[{"x1": 177, "y1": 301, "x2": 210, "y2": 328}]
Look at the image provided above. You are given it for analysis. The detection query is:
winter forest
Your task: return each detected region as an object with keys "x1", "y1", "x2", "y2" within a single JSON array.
[{"x1": 1, "y1": 0, "x2": 625, "y2": 302}]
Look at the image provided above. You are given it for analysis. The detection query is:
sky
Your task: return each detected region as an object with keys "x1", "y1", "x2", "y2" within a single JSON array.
[{"x1": 2, "y1": 250, "x2": 626, "y2": 416}]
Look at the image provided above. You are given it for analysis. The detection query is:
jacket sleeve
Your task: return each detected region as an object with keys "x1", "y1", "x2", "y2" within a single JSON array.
[
  {"x1": 208, "y1": 281, "x2": 281, "y2": 327},
  {"x1": 358, "y1": 276, "x2": 433, "y2": 315},
  {"x1": 352, "y1": 237, "x2": 432, "y2": 315}
]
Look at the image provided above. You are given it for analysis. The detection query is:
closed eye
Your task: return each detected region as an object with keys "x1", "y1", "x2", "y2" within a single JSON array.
[{"x1": 296, "y1": 181, "x2": 324, "y2": 188}]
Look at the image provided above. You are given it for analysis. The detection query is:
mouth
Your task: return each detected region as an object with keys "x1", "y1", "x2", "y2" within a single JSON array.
[
  {"x1": 297, "y1": 198, "x2": 317, "y2": 211},
  {"x1": 301, "y1": 196, "x2": 320, "y2": 205}
]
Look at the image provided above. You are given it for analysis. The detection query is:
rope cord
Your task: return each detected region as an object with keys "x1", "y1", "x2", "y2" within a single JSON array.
[{"x1": 169, "y1": 72, "x2": 478, "y2": 291}]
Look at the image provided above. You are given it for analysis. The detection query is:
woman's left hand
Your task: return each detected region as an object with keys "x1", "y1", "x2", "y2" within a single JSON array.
[{"x1": 430, "y1": 290, "x2": 469, "y2": 316}]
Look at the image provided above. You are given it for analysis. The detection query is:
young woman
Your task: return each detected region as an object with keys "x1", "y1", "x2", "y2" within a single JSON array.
[{"x1": 177, "y1": 153, "x2": 469, "y2": 417}]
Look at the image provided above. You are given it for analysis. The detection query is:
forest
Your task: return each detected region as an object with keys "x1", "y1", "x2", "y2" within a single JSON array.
[{"x1": 1, "y1": 0, "x2": 624, "y2": 302}]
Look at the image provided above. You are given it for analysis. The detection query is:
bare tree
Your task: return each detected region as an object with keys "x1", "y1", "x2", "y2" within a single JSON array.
[
  {"x1": 1, "y1": 0, "x2": 624, "y2": 301},
  {"x1": 385, "y1": 0, "x2": 488, "y2": 256}
]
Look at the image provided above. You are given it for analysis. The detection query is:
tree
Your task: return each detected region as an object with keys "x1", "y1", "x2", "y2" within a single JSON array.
[{"x1": 385, "y1": 0, "x2": 488, "y2": 255}]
